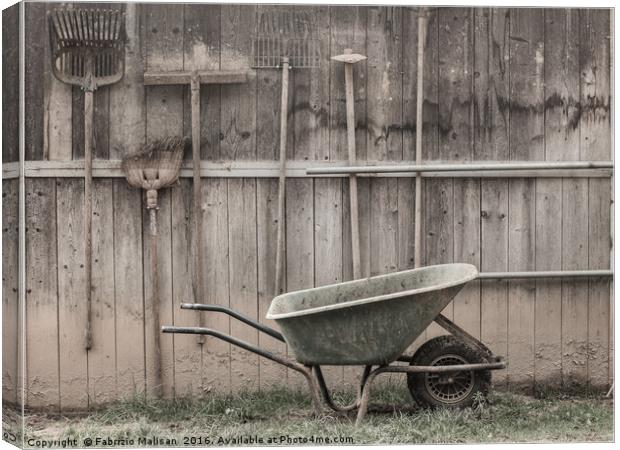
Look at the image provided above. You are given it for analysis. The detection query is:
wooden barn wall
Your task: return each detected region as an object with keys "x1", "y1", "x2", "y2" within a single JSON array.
[{"x1": 3, "y1": 3, "x2": 612, "y2": 410}]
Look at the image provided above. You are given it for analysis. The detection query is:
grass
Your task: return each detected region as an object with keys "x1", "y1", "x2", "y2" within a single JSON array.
[{"x1": 11, "y1": 383, "x2": 614, "y2": 447}]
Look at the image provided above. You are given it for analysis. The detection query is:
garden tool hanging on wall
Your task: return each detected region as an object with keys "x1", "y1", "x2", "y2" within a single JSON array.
[
  {"x1": 121, "y1": 137, "x2": 186, "y2": 397},
  {"x1": 251, "y1": 7, "x2": 321, "y2": 295},
  {"x1": 48, "y1": 7, "x2": 126, "y2": 350}
]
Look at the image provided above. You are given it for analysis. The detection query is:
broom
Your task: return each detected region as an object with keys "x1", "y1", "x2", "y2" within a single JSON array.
[{"x1": 121, "y1": 136, "x2": 186, "y2": 396}]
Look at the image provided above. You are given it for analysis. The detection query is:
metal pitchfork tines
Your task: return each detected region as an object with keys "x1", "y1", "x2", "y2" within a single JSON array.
[
  {"x1": 252, "y1": 7, "x2": 322, "y2": 295},
  {"x1": 48, "y1": 7, "x2": 125, "y2": 91}
]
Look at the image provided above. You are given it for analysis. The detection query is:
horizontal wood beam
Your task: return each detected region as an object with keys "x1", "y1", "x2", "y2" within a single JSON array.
[
  {"x1": 143, "y1": 70, "x2": 248, "y2": 85},
  {"x1": 2, "y1": 160, "x2": 613, "y2": 180}
]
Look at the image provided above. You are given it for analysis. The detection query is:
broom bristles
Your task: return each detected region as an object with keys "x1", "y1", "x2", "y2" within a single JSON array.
[{"x1": 121, "y1": 136, "x2": 187, "y2": 191}]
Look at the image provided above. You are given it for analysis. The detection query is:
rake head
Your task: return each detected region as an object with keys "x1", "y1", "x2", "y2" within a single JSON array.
[
  {"x1": 252, "y1": 8, "x2": 321, "y2": 69},
  {"x1": 121, "y1": 137, "x2": 187, "y2": 208},
  {"x1": 48, "y1": 8, "x2": 125, "y2": 91}
]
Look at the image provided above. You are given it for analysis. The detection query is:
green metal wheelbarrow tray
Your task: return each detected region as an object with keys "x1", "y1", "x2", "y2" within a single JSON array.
[{"x1": 163, "y1": 263, "x2": 506, "y2": 425}]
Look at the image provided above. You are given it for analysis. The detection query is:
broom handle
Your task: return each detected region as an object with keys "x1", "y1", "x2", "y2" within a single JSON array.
[
  {"x1": 84, "y1": 90, "x2": 93, "y2": 350},
  {"x1": 149, "y1": 205, "x2": 162, "y2": 397},
  {"x1": 274, "y1": 58, "x2": 290, "y2": 296},
  {"x1": 191, "y1": 73, "x2": 206, "y2": 344}
]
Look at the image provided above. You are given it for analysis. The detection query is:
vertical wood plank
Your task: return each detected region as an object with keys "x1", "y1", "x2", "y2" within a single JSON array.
[
  {"x1": 143, "y1": 3, "x2": 184, "y2": 397},
  {"x1": 580, "y1": 9, "x2": 611, "y2": 390},
  {"x1": 534, "y1": 179, "x2": 562, "y2": 387},
  {"x1": 366, "y1": 6, "x2": 402, "y2": 297},
  {"x1": 292, "y1": 5, "x2": 330, "y2": 162},
  {"x1": 474, "y1": 8, "x2": 510, "y2": 386},
  {"x1": 2, "y1": 180, "x2": 19, "y2": 403},
  {"x1": 314, "y1": 178, "x2": 344, "y2": 388},
  {"x1": 108, "y1": 3, "x2": 146, "y2": 400},
  {"x1": 440, "y1": 8, "x2": 479, "y2": 339},
  {"x1": 256, "y1": 179, "x2": 287, "y2": 389},
  {"x1": 561, "y1": 179, "x2": 589, "y2": 387},
  {"x1": 171, "y1": 179, "x2": 202, "y2": 397},
  {"x1": 56, "y1": 179, "x2": 88, "y2": 409},
  {"x1": 2, "y1": 4, "x2": 20, "y2": 162},
  {"x1": 536, "y1": 8, "x2": 579, "y2": 388},
  {"x1": 202, "y1": 179, "x2": 231, "y2": 392},
  {"x1": 254, "y1": 6, "x2": 286, "y2": 391},
  {"x1": 228, "y1": 179, "x2": 259, "y2": 391},
  {"x1": 285, "y1": 179, "x2": 314, "y2": 388},
  {"x1": 89, "y1": 179, "x2": 117, "y2": 405},
  {"x1": 26, "y1": 179, "x2": 59, "y2": 409},
  {"x1": 507, "y1": 8, "x2": 544, "y2": 390},
  {"x1": 25, "y1": 2, "x2": 46, "y2": 160},
  {"x1": 183, "y1": 3, "x2": 221, "y2": 160},
  {"x1": 113, "y1": 182, "x2": 144, "y2": 398},
  {"x1": 220, "y1": 5, "x2": 256, "y2": 161},
  {"x1": 44, "y1": 4, "x2": 72, "y2": 160},
  {"x1": 109, "y1": 3, "x2": 145, "y2": 159},
  {"x1": 480, "y1": 180, "x2": 509, "y2": 387}
]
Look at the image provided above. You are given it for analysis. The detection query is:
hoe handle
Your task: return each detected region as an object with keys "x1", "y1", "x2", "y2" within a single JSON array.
[{"x1": 84, "y1": 90, "x2": 93, "y2": 350}]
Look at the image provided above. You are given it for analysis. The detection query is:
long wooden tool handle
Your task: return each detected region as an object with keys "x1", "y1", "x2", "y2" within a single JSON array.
[
  {"x1": 84, "y1": 90, "x2": 94, "y2": 350},
  {"x1": 344, "y1": 50, "x2": 361, "y2": 280},
  {"x1": 191, "y1": 73, "x2": 206, "y2": 344},
  {"x1": 149, "y1": 205, "x2": 162, "y2": 397},
  {"x1": 274, "y1": 58, "x2": 290, "y2": 296},
  {"x1": 414, "y1": 10, "x2": 428, "y2": 269}
]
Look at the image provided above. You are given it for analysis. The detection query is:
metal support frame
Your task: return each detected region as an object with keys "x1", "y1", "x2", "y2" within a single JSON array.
[{"x1": 163, "y1": 302, "x2": 506, "y2": 425}]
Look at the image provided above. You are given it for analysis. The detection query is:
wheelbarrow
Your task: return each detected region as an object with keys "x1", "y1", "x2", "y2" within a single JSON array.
[{"x1": 162, "y1": 263, "x2": 506, "y2": 425}]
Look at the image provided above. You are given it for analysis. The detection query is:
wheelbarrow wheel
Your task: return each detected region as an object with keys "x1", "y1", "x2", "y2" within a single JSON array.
[{"x1": 407, "y1": 335, "x2": 491, "y2": 409}]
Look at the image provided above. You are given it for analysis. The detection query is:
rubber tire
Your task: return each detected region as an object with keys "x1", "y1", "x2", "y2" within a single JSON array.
[{"x1": 407, "y1": 335, "x2": 491, "y2": 409}]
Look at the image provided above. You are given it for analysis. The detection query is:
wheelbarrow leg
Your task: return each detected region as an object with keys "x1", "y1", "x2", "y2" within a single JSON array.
[{"x1": 355, "y1": 366, "x2": 385, "y2": 426}]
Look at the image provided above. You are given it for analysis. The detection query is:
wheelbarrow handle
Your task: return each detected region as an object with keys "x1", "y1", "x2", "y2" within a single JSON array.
[
  {"x1": 180, "y1": 303, "x2": 285, "y2": 342},
  {"x1": 162, "y1": 325, "x2": 301, "y2": 372}
]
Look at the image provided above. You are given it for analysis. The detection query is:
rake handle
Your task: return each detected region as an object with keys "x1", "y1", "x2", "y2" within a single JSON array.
[
  {"x1": 148, "y1": 202, "x2": 163, "y2": 397},
  {"x1": 274, "y1": 58, "x2": 290, "y2": 296},
  {"x1": 191, "y1": 73, "x2": 206, "y2": 344},
  {"x1": 84, "y1": 90, "x2": 93, "y2": 350}
]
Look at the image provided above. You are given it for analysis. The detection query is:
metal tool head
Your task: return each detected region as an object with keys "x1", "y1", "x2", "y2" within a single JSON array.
[
  {"x1": 251, "y1": 8, "x2": 321, "y2": 69},
  {"x1": 331, "y1": 53, "x2": 367, "y2": 64},
  {"x1": 48, "y1": 8, "x2": 126, "y2": 91}
]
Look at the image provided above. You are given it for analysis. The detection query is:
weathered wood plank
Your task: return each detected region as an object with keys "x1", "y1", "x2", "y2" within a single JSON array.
[
  {"x1": 453, "y1": 179, "x2": 480, "y2": 338},
  {"x1": 145, "y1": 71, "x2": 247, "y2": 86},
  {"x1": 480, "y1": 180, "x2": 509, "y2": 387},
  {"x1": 25, "y1": 2, "x2": 46, "y2": 160},
  {"x1": 292, "y1": 5, "x2": 330, "y2": 162},
  {"x1": 366, "y1": 6, "x2": 402, "y2": 303},
  {"x1": 561, "y1": 179, "x2": 589, "y2": 387},
  {"x1": 113, "y1": 181, "x2": 144, "y2": 398},
  {"x1": 227, "y1": 179, "x2": 259, "y2": 391},
  {"x1": 536, "y1": 8, "x2": 579, "y2": 389},
  {"x1": 26, "y1": 179, "x2": 59, "y2": 409},
  {"x1": 2, "y1": 4, "x2": 19, "y2": 162},
  {"x1": 473, "y1": 8, "x2": 510, "y2": 162},
  {"x1": 183, "y1": 3, "x2": 221, "y2": 160},
  {"x1": 2, "y1": 180, "x2": 19, "y2": 403},
  {"x1": 109, "y1": 3, "x2": 145, "y2": 159},
  {"x1": 143, "y1": 3, "x2": 184, "y2": 397},
  {"x1": 314, "y1": 178, "x2": 344, "y2": 388},
  {"x1": 56, "y1": 179, "x2": 88, "y2": 409},
  {"x1": 506, "y1": 8, "x2": 544, "y2": 391},
  {"x1": 580, "y1": 9, "x2": 611, "y2": 390},
  {"x1": 256, "y1": 179, "x2": 287, "y2": 389},
  {"x1": 89, "y1": 179, "x2": 117, "y2": 406},
  {"x1": 202, "y1": 179, "x2": 231, "y2": 392},
  {"x1": 44, "y1": 4, "x2": 72, "y2": 160},
  {"x1": 534, "y1": 179, "x2": 562, "y2": 388},
  {"x1": 171, "y1": 179, "x2": 202, "y2": 397},
  {"x1": 220, "y1": 4, "x2": 256, "y2": 161},
  {"x1": 587, "y1": 179, "x2": 611, "y2": 389},
  {"x1": 285, "y1": 179, "x2": 314, "y2": 388}
]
